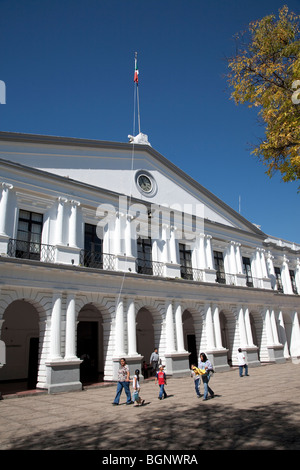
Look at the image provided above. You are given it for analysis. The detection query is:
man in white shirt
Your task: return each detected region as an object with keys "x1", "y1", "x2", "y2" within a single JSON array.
[{"x1": 237, "y1": 348, "x2": 249, "y2": 377}]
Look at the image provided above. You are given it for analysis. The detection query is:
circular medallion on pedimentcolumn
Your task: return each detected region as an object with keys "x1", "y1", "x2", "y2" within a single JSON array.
[{"x1": 135, "y1": 170, "x2": 157, "y2": 197}]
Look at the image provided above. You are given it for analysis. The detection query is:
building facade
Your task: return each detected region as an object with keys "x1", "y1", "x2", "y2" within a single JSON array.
[{"x1": 0, "y1": 131, "x2": 299, "y2": 393}]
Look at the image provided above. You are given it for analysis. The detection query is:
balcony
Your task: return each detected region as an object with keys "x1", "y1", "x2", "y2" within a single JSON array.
[
  {"x1": 7, "y1": 238, "x2": 55, "y2": 262},
  {"x1": 136, "y1": 258, "x2": 164, "y2": 276},
  {"x1": 180, "y1": 266, "x2": 204, "y2": 282},
  {"x1": 80, "y1": 249, "x2": 116, "y2": 271}
]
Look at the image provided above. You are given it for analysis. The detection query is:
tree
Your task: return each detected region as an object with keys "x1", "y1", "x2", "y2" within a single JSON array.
[{"x1": 227, "y1": 5, "x2": 300, "y2": 187}]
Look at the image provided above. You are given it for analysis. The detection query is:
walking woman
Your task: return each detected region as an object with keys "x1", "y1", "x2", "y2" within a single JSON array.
[
  {"x1": 198, "y1": 353, "x2": 214, "y2": 401},
  {"x1": 112, "y1": 358, "x2": 132, "y2": 405}
]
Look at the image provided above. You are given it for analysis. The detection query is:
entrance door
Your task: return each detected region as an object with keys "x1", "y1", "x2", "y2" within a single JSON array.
[
  {"x1": 27, "y1": 337, "x2": 39, "y2": 389},
  {"x1": 187, "y1": 334, "x2": 197, "y2": 366},
  {"x1": 77, "y1": 322, "x2": 98, "y2": 383}
]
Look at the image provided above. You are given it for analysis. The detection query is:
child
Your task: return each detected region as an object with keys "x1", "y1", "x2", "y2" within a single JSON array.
[
  {"x1": 132, "y1": 369, "x2": 145, "y2": 406},
  {"x1": 191, "y1": 364, "x2": 202, "y2": 398},
  {"x1": 155, "y1": 364, "x2": 167, "y2": 400}
]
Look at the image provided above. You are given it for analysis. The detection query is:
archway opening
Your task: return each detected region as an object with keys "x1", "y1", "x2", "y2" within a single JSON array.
[
  {"x1": 136, "y1": 308, "x2": 154, "y2": 377},
  {"x1": 0, "y1": 300, "x2": 40, "y2": 393},
  {"x1": 77, "y1": 304, "x2": 103, "y2": 384}
]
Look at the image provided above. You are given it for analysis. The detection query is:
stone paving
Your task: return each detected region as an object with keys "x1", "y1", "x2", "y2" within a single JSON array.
[{"x1": 0, "y1": 361, "x2": 299, "y2": 451}]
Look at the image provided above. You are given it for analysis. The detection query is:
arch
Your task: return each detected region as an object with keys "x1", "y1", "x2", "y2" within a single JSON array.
[
  {"x1": 77, "y1": 302, "x2": 105, "y2": 383},
  {"x1": 219, "y1": 309, "x2": 238, "y2": 365},
  {"x1": 182, "y1": 309, "x2": 196, "y2": 366},
  {"x1": 0, "y1": 299, "x2": 40, "y2": 389},
  {"x1": 136, "y1": 307, "x2": 155, "y2": 372}
]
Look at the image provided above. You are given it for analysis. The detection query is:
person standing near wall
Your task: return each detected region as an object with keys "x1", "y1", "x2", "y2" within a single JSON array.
[
  {"x1": 198, "y1": 353, "x2": 215, "y2": 401},
  {"x1": 237, "y1": 348, "x2": 249, "y2": 377},
  {"x1": 112, "y1": 358, "x2": 133, "y2": 405},
  {"x1": 150, "y1": 348, "x2": 159, "y2": 376}
]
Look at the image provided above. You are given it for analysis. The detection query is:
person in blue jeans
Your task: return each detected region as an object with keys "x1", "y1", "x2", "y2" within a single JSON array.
[
  {"x1": 112, "y1": 358, "x2": 132, "y2": 405},
  {"x1": 155, "y1": 364, "x2": 167, "y2": 399},
  {"x1": 198, "y1": 353, "x2": 214, "y2": 401},
  {"x1": 237, "y1": 348, "x2": 249, "y2": 377}
]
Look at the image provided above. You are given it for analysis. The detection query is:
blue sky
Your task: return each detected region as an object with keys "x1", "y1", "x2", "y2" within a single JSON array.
[{"x1": 1, "y1": 0, "x2": 300, "y2": 243}]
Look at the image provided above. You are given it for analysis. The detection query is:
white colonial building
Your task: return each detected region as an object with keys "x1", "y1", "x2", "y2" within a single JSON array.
[{"x1": 0, "y1": 131, "x2": 299, "y2": 393}]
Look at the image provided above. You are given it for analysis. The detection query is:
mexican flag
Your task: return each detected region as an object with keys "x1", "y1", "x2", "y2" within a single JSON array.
[{"x1": 134, "y1": 56, "x2": 139, "y2": 83}]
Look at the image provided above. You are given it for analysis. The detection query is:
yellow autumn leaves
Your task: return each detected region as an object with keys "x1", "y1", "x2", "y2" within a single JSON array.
[{"x1": 227, "y1": 5, "x2": 300, "y2": 186}]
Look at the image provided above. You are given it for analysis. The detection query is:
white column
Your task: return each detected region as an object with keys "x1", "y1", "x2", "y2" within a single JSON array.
[
  {"x1": 259, "y1": 249, "x2": 268, "y2": 278},
  {"x1": 265, "y1": 308, "x2": 274, "y2": 345},
  {"x1": 235, "y1": 243, "x2": 243, "y2": 274},
  {"x1": 65, "y1": 293, "x2": 77, "y2": 359},
  {"x1": 266, "y1": 252, "x2": 276, "y2": 288},
  {"x1": 270, "y1": 309, "x2": 280, "y2": 344},
  {"x1": 115, "y1": 297, "x2": 125, "y2": 356},
  {"x1": 278, "y1": 310, "x2": 289, "y2": 357},
  {"x1": 244, "y1": 307, "x2": 255, "y2": 346},
  {"x1": 161, "y1": 224, "x2": 169, "y2": 263},
  {"x1": 295, "y1": 259, "x2": 300, "y2": 293},
  {"x1": 125, "y1": 215, "x2": 133, "y2": 257},
  {"x1": 238, "y1": 306, "x2": 248, "y2": 347},
  {"x1": 281, "y1": 255, "x2": 293, "y2": 294},
  {"x1": 196, "y1": 233, "x2": 206, "y2": 270},
  {"x1": 69, "y1": 200, "x2": 80, "y2": 248},
  {"x1": 56, "y1": 197, "x2": 67, "y2": 245},
  {"x1": 114, "y1": 212, "x2": 122, "y2": 255},
  {"x1": 49, "y1": 292, "x2": 62, "y2": 360},
  {"x1": 290, "y1": 311, "x2": 300, "y2": 357},
  {"x1": 254, "y1": 248, "x2": 262, "y2": 279},
  {"x1": 205, "y1": 303, "x2": 215, "y2": 349},
  {"x1": 175, "y1": 302, "x2": 185, "y2": 352},
  {"x1": 0, "y1": 182, "x2": 13, "y2": 236},
  {"x1": 165, "y1": 301, "x2": 176, "y2": 352},
  {"x1": 212, "y1": 304, "x2": 222, "y2": 348},
  {"x1": 169, "y1": 226, "x2": 178, "y2": 264},
  {"x1": 127, "y1": 299, "x2": 137, "y2": 355},
  {"x1": 205, "y1": 235, "x2": 214, "y2": 269},
  {"x1": 227, "y1": 241, "x2": 237, "y2": 275}
]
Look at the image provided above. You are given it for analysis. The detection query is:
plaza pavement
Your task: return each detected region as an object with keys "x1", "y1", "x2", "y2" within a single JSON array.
[{"x1": 0, "y1": 361, "x2": 299, "y2": 452}]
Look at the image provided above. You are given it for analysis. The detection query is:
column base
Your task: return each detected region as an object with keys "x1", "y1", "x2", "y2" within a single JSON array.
[
  {"x1": 45, "y1": 359, "x2": 82, "y2": 394},
  {"x1": 267, "y1": 344, "x2": 286, "y2": 364},
  {"x1": 164, "y1": 351, "x2": 190, "y2": 377},
  {"x1": 206, "y1": 349, "x2": 230, "y2": 372}
]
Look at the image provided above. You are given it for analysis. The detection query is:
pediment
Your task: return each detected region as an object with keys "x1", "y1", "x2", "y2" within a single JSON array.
[{"x1": 0, "y1": 132, "x2": 264, "y2": 237}]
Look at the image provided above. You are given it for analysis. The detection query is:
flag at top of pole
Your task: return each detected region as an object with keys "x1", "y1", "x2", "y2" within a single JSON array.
[{"x1": 134, "y1": 52, "x2": 139, "y2": 84}]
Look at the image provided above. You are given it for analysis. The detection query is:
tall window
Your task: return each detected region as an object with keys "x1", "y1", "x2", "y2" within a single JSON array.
[
  {"x1": 289, "y1": 270, "x2": 298, "y2": 294},
  {"x1": 214, "y1": 250, "x2": 225, "y2": 284},
  {"x1": 16, "y1": 210, "x2": 43, "y2": 260},
  {"x1": 179, "y1": 243, "x2": 193, "y2": 280},
  {"x1": 83, "y1": 224, "x2": 103, "y2": 268},
  {"x1": 242, "y1": 257, "x2": 253, "y2": 287},
  {"x1": 274, "y1": 267, "x2": 284, "y2": 293},
  {"x1": 136, "y1": 237, "x2": 152, "y2": 274}
]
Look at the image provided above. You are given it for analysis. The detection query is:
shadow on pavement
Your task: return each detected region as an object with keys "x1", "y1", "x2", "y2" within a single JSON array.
[{"x1": 8, "y1": 400, "x2": 300, "y2": 450}]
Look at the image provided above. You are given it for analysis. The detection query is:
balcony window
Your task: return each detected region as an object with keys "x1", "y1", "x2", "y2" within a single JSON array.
[
  {"x1": 242, "y1": 257, "x2": 253, "y2": 287},
  {"x1": 275, "y1": 267, "x2": 284, "y2": 293},
  {"x1": 136, "y1": 237, "x2": 153, "y2": 275},
  {"x1": 15, "y1": 210, "x2": 43, "y2": 260},
  {"x1": 179, "y1": 243, "x2": 193, "y2": 280},
  {"x1": 214, "y1": 250, "x2": 226, "y2": 284},
  {"x1": 289, "y1": 270, "x2": 298, "y2": 294},
  {"x1": 82, "y1": 223, "x2": 103, "y2": 268}
]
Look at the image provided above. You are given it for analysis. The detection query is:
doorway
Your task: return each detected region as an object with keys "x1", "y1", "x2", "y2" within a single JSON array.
[{"x1": 77, "y1": 321, "x2": 98, "y2": 383}]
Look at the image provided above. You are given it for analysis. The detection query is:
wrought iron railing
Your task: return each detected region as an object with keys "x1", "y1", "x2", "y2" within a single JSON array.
[
  {"x1": 80, "y1": 249, "x2": 116, "y2": 271},
  {"x1": 136, "y1": 258, "x2": 164, "y2": 276},
  {"x1": 7, "y1": 238, "x2": 56, "y2": 262},
  {"x1": 180, "y1": 266, "x2": 204, "y2": 282}
]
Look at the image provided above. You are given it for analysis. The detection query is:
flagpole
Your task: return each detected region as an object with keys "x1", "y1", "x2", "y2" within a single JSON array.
[{"x1": 134, "y1": 52, "x2": 141, "y2": 134}]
